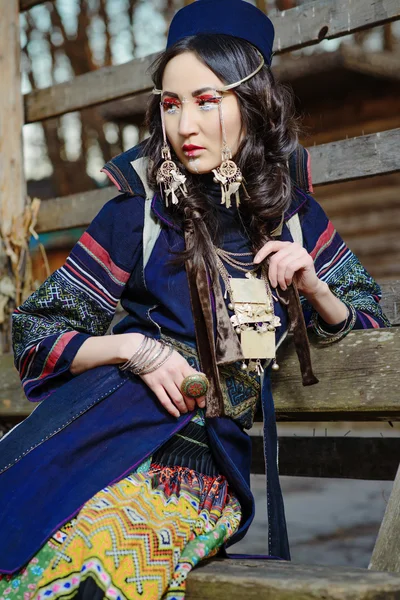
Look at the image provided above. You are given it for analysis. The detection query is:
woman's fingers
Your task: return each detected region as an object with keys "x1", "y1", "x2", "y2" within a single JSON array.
[
  {"x1": 141, "y1": 348, "x2": 207, "y2": 416},
  {"x1": 176, "y1": 379, "x2": 196, "y2": 412},
  {"x1": 253, "y1": 240, "x2": 291, "y2": 264},
  {"x1": 151, "y1": 384, "x2": 181, "y2": 418},
  {"x1": 268, "y1": 246, "x2": 297, "y2": 288},
  {"x1": 275, "y1": 253, "x2": 309, "y2": 290},
  {"x1": 163, "y1": 380, "x2": 189, "y2": 414}
]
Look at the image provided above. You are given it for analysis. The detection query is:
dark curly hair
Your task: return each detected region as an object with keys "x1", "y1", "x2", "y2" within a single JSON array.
[{"x1": 144, "y1": 34, "x2": 300, "y2": 271}]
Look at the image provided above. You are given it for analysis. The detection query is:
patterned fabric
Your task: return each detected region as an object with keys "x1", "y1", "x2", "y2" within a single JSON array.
[
  {"x1": 288, "y1": 146, "x2": 313, "y2": 194},
  {"x1": 12, "y1": 195, "x2": 144, "y2": 402},
  {"x1": 297, "y1": 192, "x2": 390, "y2": 336},
  {"x1": 153, "y1": 419, "x2": 219, "y2": 476},
  {"x1": 163, "y1": 336, "x2": 261, "y2": 430},
  {"x1": 0, "y1": 464, "x2": 241, "y2": 600}
]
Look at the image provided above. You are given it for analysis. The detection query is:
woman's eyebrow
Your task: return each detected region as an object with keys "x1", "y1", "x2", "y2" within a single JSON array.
[
  {"x1": 161, "y1": 87, "x2": 219, "y2": 99},
  {"x1": 192, "y1": 86, "x2": 219, "y2": 97},
  {"x1": 162, "y1": 91, "x2": 180, "y2": 99}
]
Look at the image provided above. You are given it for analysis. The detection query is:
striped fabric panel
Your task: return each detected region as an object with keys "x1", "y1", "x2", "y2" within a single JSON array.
[
  {"x1": 21, "y1": 331, "x2": 79, "y2": 393},
  {"x1": 12, "y1": 197, "x2": 138, "y2": 401}
]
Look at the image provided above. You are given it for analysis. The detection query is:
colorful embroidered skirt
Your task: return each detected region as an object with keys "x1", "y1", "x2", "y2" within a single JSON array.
[{"x1": 0, "y1": 462, "x2": 241, "y2": 600}]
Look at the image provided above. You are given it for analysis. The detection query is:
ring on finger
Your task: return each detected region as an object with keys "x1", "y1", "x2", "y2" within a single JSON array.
[{"x1": 180, "y1": 373, "x2": 209, "y2": 399}]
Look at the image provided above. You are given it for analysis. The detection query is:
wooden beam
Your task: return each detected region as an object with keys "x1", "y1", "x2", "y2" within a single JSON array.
[
  {"x1": 318, "y1": 184, "x2": 400, "y2": 218},
  {"x1": 1, "y1": 326, "x2": 399, "y2": 420},
  {"x1": 331, "y1": 208, "x2": 400, "y2": 238},
  {"x1": 186, "y1": 559, "x2": 400, "y2": 599},
  {"x1": 274, "y1": 49, "x2": 344, "y2": 82},
  {"x1": 32, "y1": 129, "x2": 400, "y2": 234},
  {"x1": 251, "y1": 436, "x2": 400, "y2": 481},
  {"x1": 272, "y1": 327, "x2": 400, "y2": 421},
  {"x1": 0, "y1": 0, "x2": 26, "y2": 239},
  {"x1": 308, "y1": 129, "x2": 400, "y2": 187},
  {"x1": 341, "y1": 46, "x2": 400, "y2": 81},
  {"x1": 35, "y1": 186, "x2": 115, "y2": 234},
  {"x1": 23, "y1": 1, "x2": 400, "y2": 124},
  {"x1": 272, "y1": 0, "x2": 400, "y2": 54},
  {"x1": 25, "y1": 54, "x2": 157, "y2": 124},
  {"x1": 274, "y1": 45, "x2": 400, "y2": 83},
  {"x1": 369, "y1": 465, "x2": 400, "y2": 573}
]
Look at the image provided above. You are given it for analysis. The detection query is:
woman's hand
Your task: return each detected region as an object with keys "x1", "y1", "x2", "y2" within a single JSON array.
[
  {"x1": 253, "y1": 240, "x2": 323, "y2": 297},
  {"x1": 140, "y1": 350, "x2": 205, "y2": 418},
  {"x1": 120, "y1": 333, "x2": 205, "y2": 418},
  {"x1": 253, "y1": 241, "x2": 349, "y2": 324}
]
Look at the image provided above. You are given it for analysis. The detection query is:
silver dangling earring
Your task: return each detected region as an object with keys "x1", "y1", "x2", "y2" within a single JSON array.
[
  {"x1": 212, "y1": 100, "x2": 243, "y2": 209},
  {"x1": 157, "y1": 103, "x2": 188, "y2": 207}
]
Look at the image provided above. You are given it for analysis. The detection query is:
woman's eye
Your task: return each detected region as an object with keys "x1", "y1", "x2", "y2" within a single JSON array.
[
  {"x1": 198, "y1": 97, "x2": 221, "y2": 110},
  {"x1": 162, "y1": 101, "x2": 179, "y2": 114}
]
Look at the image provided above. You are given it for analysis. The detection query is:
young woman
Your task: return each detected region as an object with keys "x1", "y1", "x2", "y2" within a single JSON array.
[{"x1": 0, "y1": 1, "x2": 389, "y2": 598}]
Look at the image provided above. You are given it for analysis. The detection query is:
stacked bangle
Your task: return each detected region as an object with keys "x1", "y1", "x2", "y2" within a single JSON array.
[
  {"x1": 119, "y1": 336, "x2": 173, "y2": 375},
  {"x1": 311, "y1": 303, "x2": 357, "y2": 345}
]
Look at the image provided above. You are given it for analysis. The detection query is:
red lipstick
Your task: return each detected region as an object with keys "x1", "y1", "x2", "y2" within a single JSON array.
[
  {"x1": 182, "y1": 144, "x2": 205, "y2": 151},
  {"x1": 182, "y1": 144, "x2": 205, "y2": 158}
]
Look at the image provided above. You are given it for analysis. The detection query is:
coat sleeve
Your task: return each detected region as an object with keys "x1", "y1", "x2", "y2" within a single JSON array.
[
  {"x1": 295, "y1": 190, "x2": 390, "y2": 340},
  {"x1": 12, "y1": 193, "x2": 145, "y2": 402}
]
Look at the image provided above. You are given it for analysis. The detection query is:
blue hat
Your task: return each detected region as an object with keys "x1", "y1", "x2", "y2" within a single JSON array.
[{"x1": 167, "y1": 0, "x2": 275, "y2": 65}]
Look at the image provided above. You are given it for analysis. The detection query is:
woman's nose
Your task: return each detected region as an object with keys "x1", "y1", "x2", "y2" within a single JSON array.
[{"x1": 178, "y1": 105, "x2": 199, "y2": 138}]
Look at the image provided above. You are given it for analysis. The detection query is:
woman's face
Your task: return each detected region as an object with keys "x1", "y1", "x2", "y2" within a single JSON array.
[{"x1": 161, "y1": 51, "x2": 243, "y2": 174}]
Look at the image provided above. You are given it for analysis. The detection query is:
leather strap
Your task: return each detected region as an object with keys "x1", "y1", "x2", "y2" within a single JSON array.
[
  {"x1": 184, "y1": 230, "x2": 225, "y2": 417},
  {"x1": 275, "y1": 279, "x2": 319, "y2": 386}
]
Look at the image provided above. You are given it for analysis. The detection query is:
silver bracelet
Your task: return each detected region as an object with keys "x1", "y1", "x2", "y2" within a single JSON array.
[
  {"x1": 119, "y1": 335, "x2": 150, "y2": 372},
  {"x1": 131, "y1": 337, "x2": 157, "y2": 372},
  {"x1": 138, "y1": 344, "x2": 174, "y2": 375},
  {"x1": 133, "y1": 339, "x2": 167, "y2": 374},
  {"x1": 312, "y1": 303, "x2": 357, "y2": 345}
]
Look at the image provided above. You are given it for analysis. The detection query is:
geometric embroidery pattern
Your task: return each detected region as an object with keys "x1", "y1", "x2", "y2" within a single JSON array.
[{"x1": 0, "y1": 463, "x2": 241, "y2": 600}]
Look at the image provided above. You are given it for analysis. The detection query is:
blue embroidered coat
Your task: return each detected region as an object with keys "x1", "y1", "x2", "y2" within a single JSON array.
[{"x1": 0, "y1": 143, "x2": 389, "y2": 574}]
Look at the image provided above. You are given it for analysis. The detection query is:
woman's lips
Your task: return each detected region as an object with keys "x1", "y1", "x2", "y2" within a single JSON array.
[{"x1": 182, "y1": 145, "x2": 205, "y2": 158}]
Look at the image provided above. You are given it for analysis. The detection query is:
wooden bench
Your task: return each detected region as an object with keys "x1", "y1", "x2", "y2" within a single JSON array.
[
  {"x1": 1, "y1": 0, "x2": 399, "y2": 596},
  {"x1": 185, "y1": 558, "x2": 400, "y2": 599}
]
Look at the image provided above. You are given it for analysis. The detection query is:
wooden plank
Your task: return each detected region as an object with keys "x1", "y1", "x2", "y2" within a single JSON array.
[
  {"x1": 186, "y1": 559, "x2": 400, "y2": 599},
  {"x1": 272, "y1": 328, "x2": 400, "y2": 421},
  {"x1": 332, "y1": 208, "x2": 400, "y2": 238},
  {"x1": 251, "y1": 436, "x2": 400, "y2": 481},
  {"x1": 33, "y1": 130, "x2": 400, "y2": 234},
  {"x1": 308, "y1": 129, "x2": 400, "y2": 186},
  {"x1": 25, "y1": 54, "x2": 157, "y2": 124},
  {"x1": 274, "y1": 46, "x2": 400, "y2": 83},
  {"x1": 0, "y1": 353, "x2": 28, "y2": 418},
  {"x1": 23, "y1": 1, "x2": 400, "y2": 124},
  {"x1": 369, "y1": 465, "x2": 400, "y2": 573},
  {"x1": 272, "y1": 0, "x2": 400, "y2": 54},
  {"x1": 0, "y1": 0, "x2": 26, "y2": 238},
  {"x1": 35, "y1": 186, "x2": 115, "y2": 234},
  {"x1": 1, "y1": 326, "x2": 399, "y2": 420},
  {"x1": 341, "y1": 45, "x2": 400, "y2": 81}
]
